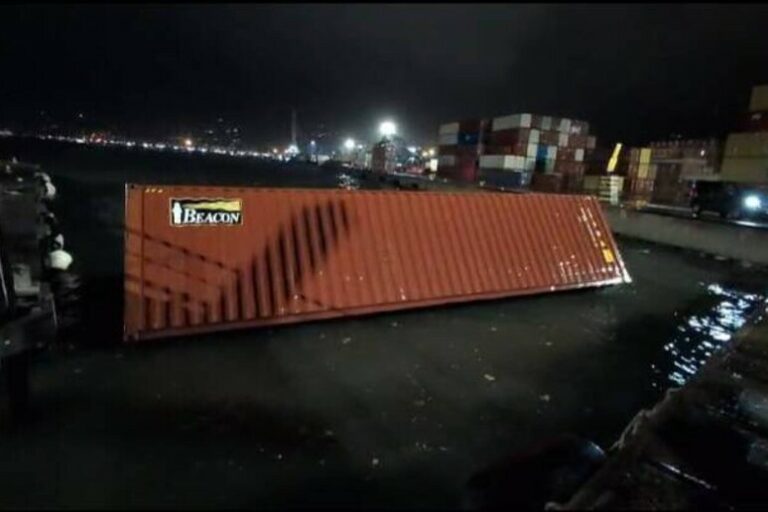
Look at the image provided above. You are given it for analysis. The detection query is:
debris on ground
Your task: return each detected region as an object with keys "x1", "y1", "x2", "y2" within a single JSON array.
[
  {"x1": 341, "y1": 337, "x2": 352, "y2": 345},
  {"x1": 371, "y1": 457, "x2": 380, "y2": 467},
  {"x1": 490, "y1": 326, "x2": 497, "y2": 332},
  {"x1": 391, "y1": 321, "x2": 399, "y2": 327},
  {"x1": 540, "y1": 394, "x2": 551, "y2": 402},
  {"x1": 484, "y1": 373, "x2": 496, "y2": 382}
]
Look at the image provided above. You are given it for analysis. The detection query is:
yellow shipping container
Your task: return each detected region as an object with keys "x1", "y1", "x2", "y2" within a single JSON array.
[
  {"x1": 639, "y1": 148, "x2": 652, "y2": 164},
  {"x1": 720, "y1": 157, "x2": 768, "y2": 183},
  {"x1": 637, "y1": 163, "x2": 650, "y2": 179},
  {"x1": 750, "y1": 84, "x2": 768, "y2": 113},
  {"x1": 724, "y1": 133, "x2": 768, "y2": 158}
]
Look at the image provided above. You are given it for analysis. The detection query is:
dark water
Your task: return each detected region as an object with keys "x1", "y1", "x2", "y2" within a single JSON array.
[{"x1": 1, "y1": 137, "x2": 767, "y2": 508}]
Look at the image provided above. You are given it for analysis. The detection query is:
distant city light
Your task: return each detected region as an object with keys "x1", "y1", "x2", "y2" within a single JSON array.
[
  {"x1": 343, "y1": 138, "x2": 356, "y2": 151},
  {"x1": 379, "y1": 120, "x2": 397, "y2": 138},
  {"x1": 407, "y1": 146, "x2": 418, "y2": 154},
  {"x1": 184, "y1": 138, "x2": 193, "y2": 147},
  {"x1": 428, "y1": 148, "x2": 436, "y2": 157}
]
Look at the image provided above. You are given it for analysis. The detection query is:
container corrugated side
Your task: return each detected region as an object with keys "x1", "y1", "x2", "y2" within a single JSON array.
[{"x1": 124, "y1": 186, "x2": 631, "y2": 341}]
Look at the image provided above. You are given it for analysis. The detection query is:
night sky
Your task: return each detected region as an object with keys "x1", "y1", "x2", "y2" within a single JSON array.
[{"x1": 2, "y1": 4, "x2": 768, "y2": 147}]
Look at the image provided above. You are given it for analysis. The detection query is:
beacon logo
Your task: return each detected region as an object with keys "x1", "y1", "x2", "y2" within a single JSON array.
[{"x1": 169, "y1": 198, "x2": 243, "y2": 226}]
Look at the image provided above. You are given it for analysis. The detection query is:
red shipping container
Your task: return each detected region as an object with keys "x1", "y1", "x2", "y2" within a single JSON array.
[
  {"x1": 530, "y1": 114, "x2": 543, "y2": 131},
  {"x1": 438, "y1": 164, "x2": 478, "y2": 183},
  {"x1": 484, "y1": 142, "x2": 528, "y2": 156},
  {"x1": 562, "y1": 174, "x2": 584, "y2": 194},
  {"x1": 743, "y1": 112, "x2": 768, "y2": 132},
  {"x1": 124, "y1": 185, "x2": 631, "y2": 341},
  {"x1": 569, "y1": 134, "x2": 589, "y2": 148},
  {"x1": 530, "y1": 173, "x2": 564, "y2": 193},
  {"x1": 489, "y1": 128, "x2": 535, "y2": 146},
  {"x1": 557, "y1": 148, "x2": 577, "y2": 161},
  {"x1": 555, "y1": 161, "x2": 586, "y2": 175},
  {"x1": 458, "y1": 119, "x2": 484, "y2": 134},
  {"x1": 538, "y1": 131, "x2": 560, "y2": 145}
]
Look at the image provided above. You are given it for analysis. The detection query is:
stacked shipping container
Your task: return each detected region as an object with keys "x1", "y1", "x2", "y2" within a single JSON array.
[
  {"x1": 721, "y1": 85, "x2": 768, "y2": 184},
  {"x1": 623, "y1": 148, "x2": 656, "y2": 205},
  {"x1": 477, "y1": 113, "x2": 595, "y2": 192},
  {"x1": 436, "y1": 120, "x2": 487, "y2": 183},
  {"x1": 649, "y1": 139, "x2": 720, "y2": 207}
]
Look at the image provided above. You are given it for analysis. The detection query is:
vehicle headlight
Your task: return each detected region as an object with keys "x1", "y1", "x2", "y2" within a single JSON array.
[{"x1": 744, "y1": 195, "x2": 762, "y2": 210}]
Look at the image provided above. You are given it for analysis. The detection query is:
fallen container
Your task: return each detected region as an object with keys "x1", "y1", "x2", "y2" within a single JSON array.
[{"x1": 124, "y1": 185, "x2": 631, "y2": 341}]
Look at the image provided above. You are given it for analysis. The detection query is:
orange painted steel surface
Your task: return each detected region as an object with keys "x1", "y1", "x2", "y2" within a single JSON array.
[{"x1": 124, "y1": 185, "x2": 630, "y2": 341}]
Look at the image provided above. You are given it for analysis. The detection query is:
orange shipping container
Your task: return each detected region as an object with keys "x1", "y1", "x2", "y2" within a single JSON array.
[{"x1": 124, "y1": 185, "x2": 631, "y2": 341}]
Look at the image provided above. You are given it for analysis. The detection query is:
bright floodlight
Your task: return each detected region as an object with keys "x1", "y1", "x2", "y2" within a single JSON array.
[
  {"x1": 344, "y1": 138, "x2": 356, "y2": 151},
  {"x1": 379, "y1": 120, "x2": 397, "y2": 138},
  {"x1": 744, "y1": 194, "x2": 762, "y2": 210}
]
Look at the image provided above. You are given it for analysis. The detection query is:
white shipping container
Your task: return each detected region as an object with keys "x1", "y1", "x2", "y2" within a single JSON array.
[
  {"x1": 558, "y1": 134, "x2": 569, "y2": 147},
  {"x1": 524, "y1": 156, "x2": 537, "y2": 172},
  {"x1": 438, "y1": 155, "x2": 456, "y2": 167},
  {"x1": 438, "y1": 122, "x2": 460, "y2": 135},
  {"x1": 547, "y1": 145, "x2": 558, "y2": 160},
  {"x1": 527, "y1": 143, "x2": 538, "y2": 158},
  {"x1": 428, "y1": 158, "x2": 438, "y2": 172},
  {"x1": 544, "y1": 159, "x2": 556, "y2": 174},
  {"x1": 480, "y1": 155, "x2": 525, "y2": 170},
  {"x1": 557, "y1": 118, "x2": 572, "y2": 134},
  {"x1": 540, "y1": 116, "x2": 552, "y2": 131},
  {"x1": 439, "y1": 133, "x2": 459, "y2": 146},
  {"x1": 575, "y1": 148, "x2": 585, "y2": 162},
  {"x1": 492, "y1": 113, "x2": 533, "y2": 131},
  {"x1": 480, "y1": 155, "x2": 505, "y2": 169},
  {"x1": 528, "y1": 129, "x2": 540, "y2": 145}
]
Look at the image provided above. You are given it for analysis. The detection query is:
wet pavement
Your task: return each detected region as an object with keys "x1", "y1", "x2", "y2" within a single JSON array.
[{"x1": 1, "y1": 138, "x2": 768, "y2": 508}]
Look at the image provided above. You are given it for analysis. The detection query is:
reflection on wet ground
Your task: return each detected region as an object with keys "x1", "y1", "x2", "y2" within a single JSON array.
[{"x1": 654, "y1": 283, "x2": 767, "y2": 388}]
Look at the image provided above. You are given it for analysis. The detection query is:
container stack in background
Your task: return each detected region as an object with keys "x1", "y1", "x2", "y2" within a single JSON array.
[
  {"x1": 477, "y1": 113, "x2": 594, "y2": 192},
  {"x1": 371, "y1": 141, "x2": 397, "y2": 174},
  {"x1": 479, "y1": 114, "x2": 537, "y2": 190},
  {"x1": 436, "y1": 120, "x2": 487, "y2": 184},
  {"x1": 623, "y1": 147, "x2": 656, "y2": 206},
  {"x1": 582, "y1": 144, "x2": 624, "y2": 205},
  {"x1": 720, "y1": 84, "x2": 768, "y2": 184},
  {"x1": 649, "y1": 139, "x2": 720, "y2": 207}
]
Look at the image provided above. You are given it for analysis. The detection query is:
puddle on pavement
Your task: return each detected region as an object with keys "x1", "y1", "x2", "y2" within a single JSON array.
[{"x1": 653, "y1": 283, "x2": 767, "y2": 388}]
